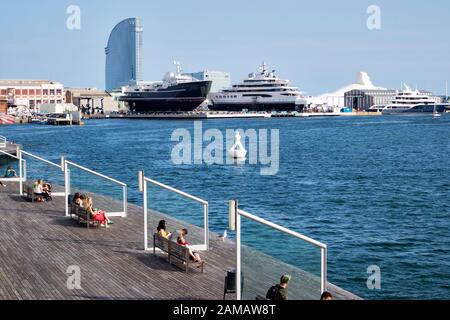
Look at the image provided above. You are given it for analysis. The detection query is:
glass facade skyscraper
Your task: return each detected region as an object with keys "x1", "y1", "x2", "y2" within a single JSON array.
[{"x1": 105, "y1": 18, "x2": 143, "y2": 92}]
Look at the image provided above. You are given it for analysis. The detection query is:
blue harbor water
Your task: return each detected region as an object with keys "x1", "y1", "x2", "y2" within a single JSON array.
[{"x1": 1, "y1": 116, "x2": 450, "y2": 300}]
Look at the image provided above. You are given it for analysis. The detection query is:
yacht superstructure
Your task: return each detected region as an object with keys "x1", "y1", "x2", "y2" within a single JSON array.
[
  {"x1": 382, "y1": 85, "x2": 449, "y2": 115},
  {"x1": 210, "y1": 62, "x2": 307, "y2": 112}
]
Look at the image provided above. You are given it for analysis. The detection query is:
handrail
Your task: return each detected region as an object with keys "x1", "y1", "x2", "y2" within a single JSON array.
[
  {"x1": 143, "y1": 176, "x2": 209, "y2": 251},
  {"x1": 237, "y1": 209, "x2": 327, "y2": 249},
  {"x1": 65, "y1": 160, "x2": 127, "y2": 187},
  {"x1": 144, "y1": 177, "x2": 208, "y2": 205},
  {"x1": 20, "y1": 150, "x2": 62, "y2": 169},
  {"x1": 236, "y1": 207, "x2": 328, "y2": 298},
  {"x1": 0, "y1": 149, "x2": 20, "y2": 160}
]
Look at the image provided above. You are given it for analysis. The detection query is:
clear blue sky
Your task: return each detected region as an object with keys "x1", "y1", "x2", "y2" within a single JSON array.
[{"x1": 0, "y1": 0, "x2": 449, "y2": 95}]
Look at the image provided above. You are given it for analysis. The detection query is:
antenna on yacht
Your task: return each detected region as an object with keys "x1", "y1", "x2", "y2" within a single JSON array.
[
  {"x1": 446, "y1": 80, "x2": 448, "y2": 101},
  {"x1": 174, "y1": 61, "x2": 181, "y2": 75}
]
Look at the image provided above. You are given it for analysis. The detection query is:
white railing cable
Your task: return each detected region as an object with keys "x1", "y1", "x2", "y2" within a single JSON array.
[
  {"x1": 144, "y1": 177, "x2": 208, "y2": 205},
  {"x1": 20, "y1": 150, "x2": 62, "y2": 169},
  {"x1": 66, "y1": 160, "x2": 127, "y2": 187},
  {"x1": 237, "y1": 209, "x2": 327, "y2": 249}
]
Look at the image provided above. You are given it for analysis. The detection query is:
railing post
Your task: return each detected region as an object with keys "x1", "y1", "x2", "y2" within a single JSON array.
[
  {"x1": 321, "y1": 246, "x2": 328, "y2": 294},
  {"x1": 123, "y1": 186, "x2": 128, "y2": 218},
  {"x1": 64, "y1": 159, "x2": 70, "y2": 217},
  {"x1": 233, "y1": 201, "x2": 241, "y2": 301},
  {"x1": 204, "y1": 202, "x2": 209, "y2": 250},
  {"x1": 143, "y1": 179, "x2": 148, "y2": 251},
  {"x1": 19, "y1": 150, "x2": 23, "y2": 196}
]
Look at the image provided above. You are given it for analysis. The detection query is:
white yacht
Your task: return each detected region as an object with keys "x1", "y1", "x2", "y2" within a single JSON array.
[
  {"x1": 210, "y1": 62, "x2": 307, "y2": 112},
  {"x1": 382, "y1": 84, "x2": 449, "y2": 115}
]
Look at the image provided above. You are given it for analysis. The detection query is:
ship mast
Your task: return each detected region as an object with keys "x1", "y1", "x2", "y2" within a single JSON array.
[{"x1": 446, "y1": 80, "x2": 448, "y2": 101}]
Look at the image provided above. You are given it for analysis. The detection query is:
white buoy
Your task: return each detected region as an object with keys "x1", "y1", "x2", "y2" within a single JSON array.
[{"x1": 228, "y1": 131, "x2": 247, "y2": 159}]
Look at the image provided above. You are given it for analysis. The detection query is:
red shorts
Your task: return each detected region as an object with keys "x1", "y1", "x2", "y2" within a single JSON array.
[{"x1": 93, "y1": 211, "x2": 106, "y2": 223}]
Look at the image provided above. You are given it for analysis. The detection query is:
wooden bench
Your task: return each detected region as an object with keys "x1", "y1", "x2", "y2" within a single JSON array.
[
  {"x1": 68, "y1": 196, "x2": 101, "y2": 229},
  {"x1": 23, "y1": 183, "x2": 41, "y2": 203},
  {"x1": 153, "y1": 234, "x2": 204, "y2": 273}
]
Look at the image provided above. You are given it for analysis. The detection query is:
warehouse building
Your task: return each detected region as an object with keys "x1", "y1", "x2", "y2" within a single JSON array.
[{"x1": 0, "y1": 80, "x2": 65, "y2": 112}]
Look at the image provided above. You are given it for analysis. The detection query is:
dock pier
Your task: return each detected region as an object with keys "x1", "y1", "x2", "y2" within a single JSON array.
[{"x1": 0, "y1": 181, "x2": 360, "y2": 300}]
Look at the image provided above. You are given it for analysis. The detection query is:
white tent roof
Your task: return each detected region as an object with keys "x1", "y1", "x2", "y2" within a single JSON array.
[{"x1": 311, "y1": 72, "x2": 386, "y2": 105}]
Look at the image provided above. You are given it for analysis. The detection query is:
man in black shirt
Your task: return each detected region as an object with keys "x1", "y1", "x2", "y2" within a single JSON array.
[{"x1": 266, "y1": 275, "x2": 291, "y2": 301}]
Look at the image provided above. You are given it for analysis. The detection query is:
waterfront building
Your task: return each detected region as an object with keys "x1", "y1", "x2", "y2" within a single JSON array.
[
  {"x1": 186, "y1": 70, "x2": 231, "y2": 93},
  {"x1": 0, "y1": 80, "x2": 65, "y2": 112},
  {"x1": 105, "y1": 18, "x2": 144, "y2": 92},
  {"x1": 310, "y1": 72, "x2": 385, "y2": 109},
  {"x1": 65, "y1": 88, "x2": 120, "y2": 114},
  {"x1": 344, "y1": 89, "x2": 397, "y2": 111}
]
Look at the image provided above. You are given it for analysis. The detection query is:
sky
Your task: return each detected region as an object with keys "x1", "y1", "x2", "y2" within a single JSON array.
[{"x1": 0, "y1": 0, "x2": 449, "y2": 95}]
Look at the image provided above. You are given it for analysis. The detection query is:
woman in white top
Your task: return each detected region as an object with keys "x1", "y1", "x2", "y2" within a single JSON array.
[{"x1": 33, "y1": 180, "x2": 51, "y2": 202}]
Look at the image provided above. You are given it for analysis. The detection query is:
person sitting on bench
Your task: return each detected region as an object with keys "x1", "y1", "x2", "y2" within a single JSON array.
[
  {"x1": 72, "y1": 193, "x2": 85, "y2": 207},
  {"x1": 177, "y1": 228, "x2": 204, "y2": 268},
  {"x1": 157, "y1": 220, "x2": 172, "y2": 239},
  {"x1": 83, "y1": 196, "x2": 114, "y2": 227},
  {"x1": 33, "y1": 179, "x2": 52, "y2": 202},
  {"x1": 4, "y1": 166, "x2": 17, "y2": 178}
]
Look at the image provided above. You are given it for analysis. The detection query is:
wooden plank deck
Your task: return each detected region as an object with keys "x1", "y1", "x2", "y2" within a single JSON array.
[{"x1": 0, "y1": 182, "x2": 360, "y2": 300}]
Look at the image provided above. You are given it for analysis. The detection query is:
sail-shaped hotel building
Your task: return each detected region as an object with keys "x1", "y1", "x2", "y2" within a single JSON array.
[{"x1": 105, "y1": 18, "x2": 143, "y2": 92}]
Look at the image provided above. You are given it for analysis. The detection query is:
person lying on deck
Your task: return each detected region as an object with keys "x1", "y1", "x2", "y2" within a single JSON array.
[
  {"x1": 33, "y1": 179, "x2": 52, "y2": 202},
  {"x1": 4, "y1": 166, "x2": 17, "y2": 178},
  {"x1": 156, "y1": 220, "x2": 172, "y2": 239},
  {"x1": 176, "y1": 228, "x2": 204, "y2": 268},
  {"x1": 83, "y1": 196, "x2": 114, "y2": 227}
]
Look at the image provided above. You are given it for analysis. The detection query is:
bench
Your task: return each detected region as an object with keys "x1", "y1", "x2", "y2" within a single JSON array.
[
  {"x1": 153, "y1": 233, "x2": 204, "y2": 273},
  {"x1": 23, "y1": 183, "x2": 42, "y2": 203},
  {"x1": 68, "y1": 196, "x2": 101, "y2": 229}
]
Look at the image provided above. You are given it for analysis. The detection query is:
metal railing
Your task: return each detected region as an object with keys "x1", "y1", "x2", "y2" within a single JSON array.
[
  {"x1": 19, "y1": 150, "x2": 63, "y2": 196},
  {"x1": 141, "y1": 174, "x2": 209, "y2": 251},
  {"x1": 64, "y1": 160, "x2": 128, "y2": 218},
  {"x1": 231, "y1": 202, "x2": 328, "y2": 300},
  {"x1": 0, "y1": 149, "x2": 26, "y2": 193}
]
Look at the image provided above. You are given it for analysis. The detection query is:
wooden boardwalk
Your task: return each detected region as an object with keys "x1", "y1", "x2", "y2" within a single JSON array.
[{"x1": 0, "y1": 182, "x2": 360, "y2": 300}]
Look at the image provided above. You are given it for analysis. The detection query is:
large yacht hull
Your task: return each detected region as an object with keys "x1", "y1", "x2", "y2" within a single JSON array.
[
  {"x1": 210, "y1": 102, "x2": 306, "y2": 112},
  {"x1": 120, "y1": 81, "x2": 212, "y2": 113},
  {"x1": 382, "y1": 104, "x2": 449, "y2": 115}
]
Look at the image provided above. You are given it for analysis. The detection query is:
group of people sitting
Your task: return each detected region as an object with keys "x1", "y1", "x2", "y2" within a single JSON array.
[
  {"x1": 156, "y1": 220, "x2": 204, "y2": 269},
  {"x1": 32, "y1": 179, "x2": 53, "y2": 202},
  {"x1": 72, "y1": 193, "x2": 114, "y2": 228},
  {"x1": 0, "y1": 166, "x2": 17, "y2": 188}
]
